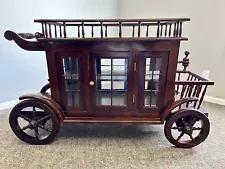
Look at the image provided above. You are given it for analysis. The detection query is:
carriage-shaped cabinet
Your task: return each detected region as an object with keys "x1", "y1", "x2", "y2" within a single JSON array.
[{"x1": 4, "y1": 18, "x2": 214, "y2": 148}]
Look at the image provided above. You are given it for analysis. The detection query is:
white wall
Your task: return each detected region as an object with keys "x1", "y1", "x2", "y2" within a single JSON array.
[
  {"x1": 0, "y1": 0, "x2": 118, "y2": 103},
  {"x1": 118, "y1": 0, "x2": 225, "y2": 100}
]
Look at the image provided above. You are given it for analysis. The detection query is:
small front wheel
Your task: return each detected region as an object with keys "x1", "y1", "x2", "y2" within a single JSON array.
[
  {"x1": 164, "y1": 109, "x2": 210, "y2": 148},
  {"x1": 9, "y1": 100, "x2": 60, "y2": 145}
]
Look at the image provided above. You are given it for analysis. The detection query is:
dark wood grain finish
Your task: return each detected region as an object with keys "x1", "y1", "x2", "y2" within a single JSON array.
[
  {"x1": 4, "y1": 18, "x2": 214, "y2": 124},
  {"x1": 19, "y1": 93, "x2": 65, "y2": 122}
]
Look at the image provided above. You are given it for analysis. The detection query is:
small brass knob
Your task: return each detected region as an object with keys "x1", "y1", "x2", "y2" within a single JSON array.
[{"x1": 89, "y1": 81, "x2": 94, "y2": 86}]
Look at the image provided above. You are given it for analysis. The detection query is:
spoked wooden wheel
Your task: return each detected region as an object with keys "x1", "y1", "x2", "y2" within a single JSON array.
[
  {"x1": 9, "y1": 100, "x2": 60, "y2": 145},
  {"x1": 164, "y1": 109, "x2": 210, "y2": 148}
]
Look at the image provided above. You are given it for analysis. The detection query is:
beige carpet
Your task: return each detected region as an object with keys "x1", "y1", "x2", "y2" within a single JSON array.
[{"x1": 0, "y1": 102, "x2": 224, "y2": 169}]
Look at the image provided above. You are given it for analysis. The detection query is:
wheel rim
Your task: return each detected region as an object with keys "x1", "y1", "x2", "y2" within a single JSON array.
[
  {"x1": 164, "y1": 109, "x2": 210, "y2": 148},
  {"x1": 9, "y1": 100, "x2": 60, "y2": 144}
]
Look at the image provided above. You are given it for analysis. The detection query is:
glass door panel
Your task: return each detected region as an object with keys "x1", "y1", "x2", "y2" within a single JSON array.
[
  {"x1": 90, "y1": 52, "x2": 134, "y2": 114},
  {"x1": 138, "y1": 51, "x2": 168, "y2": 113},
  {"x1": 95, "y1": 58, "x2": 128, "y2": 106}
]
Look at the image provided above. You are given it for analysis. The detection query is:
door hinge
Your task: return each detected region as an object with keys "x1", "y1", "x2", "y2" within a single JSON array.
[
  {"x1": 133, "y1": 95, "x2": 135, "y2": 103},
  {"x1": 134, "y1": 62, "x2": 136, "y2": 71}
]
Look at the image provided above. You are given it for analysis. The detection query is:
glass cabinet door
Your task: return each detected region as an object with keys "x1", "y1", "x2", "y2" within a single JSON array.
[
  {"x1": 57, "y1": 52, "x2": 87, "y2": 114},
  {"x1": 89, "y1": 52, "x2": 134, "y2": 114},
  {"x1": 137, "y1": 51, "x2": 168, "y2": 113}
]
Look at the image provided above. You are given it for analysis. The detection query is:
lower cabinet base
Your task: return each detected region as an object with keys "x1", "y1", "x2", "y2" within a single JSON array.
[{"x1": 62, "y1": 116, "x2": 162, "y2": 124}]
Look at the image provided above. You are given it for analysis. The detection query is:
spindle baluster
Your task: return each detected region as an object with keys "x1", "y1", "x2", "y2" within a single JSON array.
[
  {"x1": 138, "y1": 22, "x2": 141, "y2": 37},
  {"x1": 48, "y1": 24, "x2": 52, "y2": 38},
  {"x1": 91, "y1": 25, "x2": 94, "y2": 37},
  {"x1": 82, "y1": 22, "x2": 85, "y2": 38},
  {"x1": 165, "y1": 24, "x2": 168, "y2": 36},
  {"x1": 63, "y1": 22, "x2": 66, "y2": 38},
  {"x1": 160, "y1": 24, "x2": 163, "y2": 36},
  {"x1": 132, "y1": 25, "x2": 135, "y2": 37},
  {"x1": 78, "y1": 25, "x2": 80, "y2": 38},
  {"x1": 105, "y1": 25, "x2": 108, "y2": 37},
  {"x1": 173, "y1": 22, "x2": 177, "y2": 37},
  {"x1": 59, "y1": 26, "x2": 62, "y2": 37},
  {"x1": 100, "y1": 22, "x2": 103, "y2": 38},
  {"x1": 169, "y1": 23, "x2": 172, "y2": 37},
  {"x1": 157, "y1": 21, "x2": 160, "y2": 37},
  {"x1": 179, "y1": 21, "x2": 183, "y2": 37},
  {"x1": 176, "y1": 21, "x2": 179, "y2": 36},
  {"x1": 54, "y1": 25, "x2": 57, "y2": 37},
  {"x1": 119, "y1": 22, "x2": 122, "y2": 38},
  {"x1": 41, "y1": 23, "x2": 45, "y2": 37},
  {"x1": 45, "y1": 23, "x2": 48, "y2": 38},
  {"x1": 146, "y1": 25, "x2": 149, "y2": 37}
]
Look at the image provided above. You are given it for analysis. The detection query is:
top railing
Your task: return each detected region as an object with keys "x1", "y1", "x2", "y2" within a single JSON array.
[{"x1": 33, "y1": 18, "x2": 190, "y2": 39}]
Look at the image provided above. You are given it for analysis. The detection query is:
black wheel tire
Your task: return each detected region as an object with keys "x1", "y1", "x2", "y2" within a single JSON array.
[
  {"x1": 164, "y1": 109, "x2": 210, "y2": 148},
  {"x1": 9, "y1": 100, "x2": 60, "y2": 145}
]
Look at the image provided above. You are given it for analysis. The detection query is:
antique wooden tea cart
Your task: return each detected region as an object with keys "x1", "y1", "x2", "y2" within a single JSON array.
[{"x1": 4, "y1": 18, "x2": 214, "y2": 148}]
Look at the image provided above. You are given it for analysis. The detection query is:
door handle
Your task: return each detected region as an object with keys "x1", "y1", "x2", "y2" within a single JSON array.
[{"x1": 89, "y1": 81, "x2": 94, "y2": 86}]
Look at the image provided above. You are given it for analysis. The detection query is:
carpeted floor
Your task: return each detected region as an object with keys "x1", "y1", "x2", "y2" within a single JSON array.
[{"x1": 0, "y1": 102, "x2": 224, "y2": 169}]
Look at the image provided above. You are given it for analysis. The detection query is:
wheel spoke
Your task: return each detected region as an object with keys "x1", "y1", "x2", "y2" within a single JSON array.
[
  {"x1": 34, "y1": 127, "x2": 39, "y2": 140},
  {"x1": 32, "y1": 107, "x2": 36, "y2": 118},
  {"x1": 176, "y1": 131, "x2": 185, "y2": 141},
  {"x1": 193, "y1": 127, "x2": 202, "y2": 130},
  {"x1": 37, "y1": 124, "x2": 52, "y2": 132},
  {"x1": 172, "y1": 126, "x2": 183, "y2": 130},
  {"x1": 189, "y1": 134, "x2": 194, "y2": 141},
  {"x1": 21, "y1": 124, "x2": 31, "y2": 131},
  {"x1": 189, "y1": 117, "x2": 198, "y2": 126},
  {"x1": 37, "y1": 116, "x2": 50, "y2": 123},
  {"x1": 18, "y1": 113, "x2": 32, "y2": 122}
]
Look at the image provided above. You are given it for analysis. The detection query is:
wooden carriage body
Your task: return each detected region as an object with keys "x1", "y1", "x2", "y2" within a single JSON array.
[{"x1": 4, "y1": 18, "x2": 214, "y2": 147}]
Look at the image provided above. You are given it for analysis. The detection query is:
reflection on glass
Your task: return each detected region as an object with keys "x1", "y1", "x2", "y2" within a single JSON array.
[
  {"x1": 144, "y1": 57, "x2": 161, "y2": 107},
  {"x1": 63, "y1": 57, "x2": 78, "y2": 75},
  {"x1": 95, "y1": 58, "x2": 128, "y2": 106},
  {"x1": 63, "y1": 57, "x2": 80, "y2": 106},
  {"x1": 67, "y1": 92, "x2": 79, "y2": 106},
  {"x1": 96, "y1": 91, "x2": 111, "y2": 105},
  {"x1": 112, "y1": 91, "x2": 126, "y2": 105},
  {"x1": 65, "y1": 79, "x2": 79, "y2": 90},
  {"x1": 112, "y1": 81, "x2": 126, "y2": 90},
  {"x1": 144, "y1": 91, "x2": 157, "y2": 106}
]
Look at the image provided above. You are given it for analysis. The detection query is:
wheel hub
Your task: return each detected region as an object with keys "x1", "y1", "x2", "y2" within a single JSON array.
[{"x1": 184, "y1": 125, "x2": 193, "y2": 135}]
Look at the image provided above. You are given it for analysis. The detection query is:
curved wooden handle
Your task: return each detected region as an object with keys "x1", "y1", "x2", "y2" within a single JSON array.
[{"x1": 4, "y1": 30, "x2": 45, "y2": 51}]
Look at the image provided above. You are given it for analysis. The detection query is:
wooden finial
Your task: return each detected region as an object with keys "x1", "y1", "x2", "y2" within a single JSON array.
[{"x1": 178, "y1": 51, "x2": 190, "y2": 71}]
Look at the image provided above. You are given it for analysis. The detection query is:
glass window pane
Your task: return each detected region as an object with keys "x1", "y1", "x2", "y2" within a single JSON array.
[
  {"x1": 97, "y1": 81, "x2": 111, "y2": 90},
  {"x1": 97, "y1": 91, "x2": 111, "y2": 105},
  {"x1": 101, "y1": 59, "x2": 111, "y2": 65},
  {"x1": 112, "y1": 76, "x2": 127, "y2": 81},
  {"x1": 113, "y1": 81, "x2": 126, "y2": 90},
  {"x1": 144, "y1": 91, "x2": 157, "y2": 106},
  {"x1": 63, "y1": 57, "x2": 78, "y2": 75},
  {"x1": 113, "y1": 66, "x2": 127, "y2": 74},
  {"x1": 65, "y1": 79, "x2": 79, "y2": 90},
  {"x1": 113, "y1": 59, "x2": 125, "y2": 65},
  {"x1": 145, "y1": 81, "x2": 159, "y2": 91},
  {"x1": 112, "y1": 91, "x2": 126, "y2": 106},
  {"x1": 145, "y1": 57, "x2": 161, "y2": 72},
  {"x1": 98, "y1": 66, "x2": 111, "y2": 75},
  {"x1": 67, "y1": 92, "x2": 79, "y2": 106},
  {"x1": 145, "y1": 74, "x2": 160, "y2": 80}
]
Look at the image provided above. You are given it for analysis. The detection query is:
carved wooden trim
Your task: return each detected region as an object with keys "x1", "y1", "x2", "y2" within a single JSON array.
[{"x1": 4, "y1": 30, "x2": 45, "y2": 51}]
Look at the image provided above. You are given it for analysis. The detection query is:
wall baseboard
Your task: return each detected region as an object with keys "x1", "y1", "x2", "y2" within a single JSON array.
[
  {"x1": 203, "y1": 96, "x2": 225, "y2": 106},
  {"x1": 0, "y1": 95, "x2": 225, "y2": 111}
]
